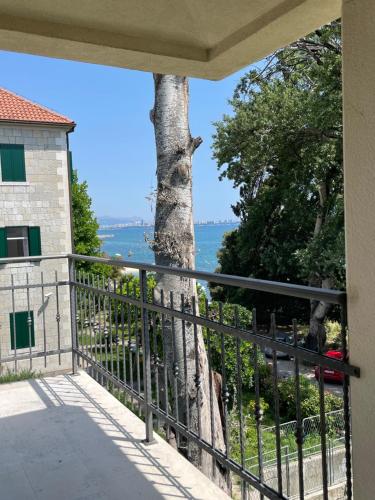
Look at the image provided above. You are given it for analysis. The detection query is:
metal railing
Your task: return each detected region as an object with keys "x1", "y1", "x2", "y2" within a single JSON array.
[
  {"x1": 262, "y1": 409, "x2": 345, "y2": 444},
  {"x1": 0, "y1": 255, "x2": 71, "y2": 371},
  {"x1": 0, "y1": 253, "x2": 360, "y2": 500}
]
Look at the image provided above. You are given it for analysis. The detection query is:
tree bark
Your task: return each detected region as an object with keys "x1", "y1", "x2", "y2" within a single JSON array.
[
  {"x1": 313, "y1": 182, "x2": 327, "y2": 237},
  {"x1": 150, "y1": 74, "x2": 229, "y2": 491}
]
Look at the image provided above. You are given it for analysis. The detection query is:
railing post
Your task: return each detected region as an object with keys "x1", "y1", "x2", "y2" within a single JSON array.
[
  {"x1": 328, "y1": 439, "x2": 332, "y2": 486},
  {"x1": 139, "y1": 269, "x2": 154, "y2": 444},
  {"x1": 285, "y1": 446, "x2": 290, "y2": 497},
  {"x1": 69, "y1": 257, "x2": 78, "y2": 374}
]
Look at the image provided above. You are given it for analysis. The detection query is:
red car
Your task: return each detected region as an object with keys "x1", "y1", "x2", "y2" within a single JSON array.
[{"x1": 315, "y1": 350, "x2": 344, "y2": 383}]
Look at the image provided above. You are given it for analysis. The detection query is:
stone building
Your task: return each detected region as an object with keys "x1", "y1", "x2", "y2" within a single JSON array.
[{"x1": 0, "y1": 88, "x2": 75, "y2": 374}]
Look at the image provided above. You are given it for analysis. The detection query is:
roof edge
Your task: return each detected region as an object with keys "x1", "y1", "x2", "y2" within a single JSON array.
[{"x1": 0, "y1": 118, "x2": 75, "y2": 131}]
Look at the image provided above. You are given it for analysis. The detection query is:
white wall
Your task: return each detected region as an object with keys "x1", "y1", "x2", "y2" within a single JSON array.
[{"x1": 343, "y1": 0, "x2": 375, "y2": 497}]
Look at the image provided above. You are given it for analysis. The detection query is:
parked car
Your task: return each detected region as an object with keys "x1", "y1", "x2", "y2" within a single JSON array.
[
  {"x1": 314, "y1": 350, "x2": 344, "y2": 383},
  {"x1": 264, "y1": 332, "x2": 293, "y2": 359}
]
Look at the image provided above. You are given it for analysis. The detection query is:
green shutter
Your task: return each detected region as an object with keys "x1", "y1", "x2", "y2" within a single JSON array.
[
  {"x1": 10, "y1": 311, "x2": 35, "y2": 350},
  {"x1": 68, "y1": 151, "x2": 73, "y2": 184},
  {"x1": 28, "y1": 227, "x2": 41, "y2": 256},
  {"x1": 0, "y1": 144, "x2": 26, "y2": 182},
  {"x1": 0, "y1": 228, "x2": 7, "y2": 258}
]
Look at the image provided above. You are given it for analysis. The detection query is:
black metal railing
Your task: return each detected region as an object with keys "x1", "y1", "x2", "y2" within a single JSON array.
[
  {"x1": 0, "y1": 254, "x2": 360, "y2": 500},
  {"x1": 69, "y1": 254, "x2": 359, "y2": 500},
  {"x1": 0, "y1": 255, "x2": 71, "y2": 371}
]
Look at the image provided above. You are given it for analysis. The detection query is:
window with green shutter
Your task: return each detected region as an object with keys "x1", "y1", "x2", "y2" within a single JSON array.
[
  {"x1": 9, "y1": 311, "x2": 35, "y2": 350},
  {"x1": 0, "y1": 144, "x2": 26, "y2": 182},
  {"x1": 0, "y1": 226, "x2": 41, "y2": 258}
]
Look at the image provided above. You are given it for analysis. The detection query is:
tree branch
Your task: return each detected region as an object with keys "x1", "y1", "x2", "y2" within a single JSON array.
[{"x1": 190, "y1": 136, "x2": 203, "y2": 154}]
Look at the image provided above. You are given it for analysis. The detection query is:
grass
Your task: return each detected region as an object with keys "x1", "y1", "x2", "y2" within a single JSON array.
[{"x1": 0, "y1": 369, "x2": 40, "y2": 384}]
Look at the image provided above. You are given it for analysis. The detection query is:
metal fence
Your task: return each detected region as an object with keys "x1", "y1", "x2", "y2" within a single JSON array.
[
  {"x1": 0, "y1": 255, "x2": 71, "y2": 372},
  {"x1": 0, "y1": 253, "x2": 360, "y2": 500},
  {"x1": 246, "y1": 438, "x2": 346, "y2": 498},
  {"x1": 262, "y1": 409, "x2": 345, "y2": 443},
  {"x1": 246, "y1": 412, "x2": 346, "y2": 497}
]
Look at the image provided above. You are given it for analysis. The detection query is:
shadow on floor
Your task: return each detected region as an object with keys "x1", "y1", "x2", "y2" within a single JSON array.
[{"x1": 0, "y1": 373, "x2": 198, "y2": 500}]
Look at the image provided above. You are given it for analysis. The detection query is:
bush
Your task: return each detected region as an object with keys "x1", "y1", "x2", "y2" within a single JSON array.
[
  {"x1": 265, "y1": 375, "x2": 342, "y2": 422},
  {"x1": 111, "y1": 273, "x2": 156, "y2": 324},
  {"x1": 229, "y1": 397, "x2": 274, "y2": 462},
  {"x1": 325, "y1": 320, "x2": 341, "y2": 348},
  {"x1": 197, "y1": 288, "x2": 269, "y2": 397}
]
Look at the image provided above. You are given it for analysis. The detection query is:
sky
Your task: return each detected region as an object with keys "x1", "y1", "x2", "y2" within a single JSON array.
[{"x1": 0, "y1": 50, "x2": 254, "y2": 221}]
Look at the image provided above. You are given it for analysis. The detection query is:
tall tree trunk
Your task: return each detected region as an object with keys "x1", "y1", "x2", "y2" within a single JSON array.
[
  {"x1": 306, "y1": 182, "x2": 332, "y2": 350},
  {"x1": 150, "y1": 74, "x2": 229, "y2": 491}
]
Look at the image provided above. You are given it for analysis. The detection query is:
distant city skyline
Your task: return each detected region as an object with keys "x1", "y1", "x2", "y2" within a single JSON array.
[
  {"x1": 0, "y1": 50, "x2": 259, "y2": 220},
  {"x1": 97, "y1": 214, "x2": 239, "y2": 224}
]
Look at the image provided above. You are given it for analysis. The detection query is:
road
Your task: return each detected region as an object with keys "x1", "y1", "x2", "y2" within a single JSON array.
[{"x1": 270, "y1": 357, "x2": 343, "y2": 397}]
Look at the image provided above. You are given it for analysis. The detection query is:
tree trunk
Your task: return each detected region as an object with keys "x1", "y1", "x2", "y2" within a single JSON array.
[
  {"x1": 150, "y1": 74, "x2": 229, "y2": 491},
  {"x1": 306, "y1": 277, "x2": 333, "y2": 350},
  {"x1": 306, "y1": 182, "x2": 331, "y2": 350}
]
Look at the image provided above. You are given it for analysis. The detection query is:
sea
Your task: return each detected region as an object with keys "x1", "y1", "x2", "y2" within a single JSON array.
[{"x1": 98, "y1": 223, "x2": 238, "y2": 273}]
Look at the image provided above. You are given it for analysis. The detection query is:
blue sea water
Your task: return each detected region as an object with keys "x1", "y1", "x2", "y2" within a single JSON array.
[{"x1": 98, "y1": 223, "x2": 238, "y2": 273}]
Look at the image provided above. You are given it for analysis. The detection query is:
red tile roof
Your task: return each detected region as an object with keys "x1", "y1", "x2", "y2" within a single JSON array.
[{"x1": 0, "y1": 87, "x2": 75, "y2": 127}]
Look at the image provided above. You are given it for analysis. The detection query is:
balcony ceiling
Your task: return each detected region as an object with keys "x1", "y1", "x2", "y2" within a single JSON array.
[{"x1": 0, "y1": 0, "x2": 340, "y2": 79}]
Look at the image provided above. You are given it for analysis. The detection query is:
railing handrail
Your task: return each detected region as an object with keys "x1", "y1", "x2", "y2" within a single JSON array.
[
  {"x1": 0, "y1": 253, "x2": 346, "y2": 304},
  {"x1": 69, "y1": 253, "x2": 346, "y2": 305},
  {"x1": 0, "y1": 254, "x2": 68, "y2": 264}
]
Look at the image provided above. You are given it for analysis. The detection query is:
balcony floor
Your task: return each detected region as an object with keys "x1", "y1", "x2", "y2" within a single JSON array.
[{"x1": 0, "y1": 371, "x2": 230, "y2": 500}]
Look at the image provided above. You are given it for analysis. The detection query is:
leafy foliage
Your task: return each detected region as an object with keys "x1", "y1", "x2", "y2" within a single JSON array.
[
  {"x1": 269, "y1": 375, "x2": 342, "y2": 422},
  {"x1": 198, "y1": 287, "x2": 270, "y2": 396},
  {"x1": 111, "y1": 273, "x2": 157, "y2": 325},
  {"x1": 72, "y1": 170, "x2": 117, "y2": 278},
  {"x1": 324, "y1": 320, "x2": 341, "y2": 348},
  {"x1": 210, "y1": 22, "x2": 343, "y2": 322}
]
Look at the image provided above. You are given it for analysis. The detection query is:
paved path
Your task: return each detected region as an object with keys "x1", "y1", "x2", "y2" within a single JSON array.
[
  {"x1": 274, "y1": 358, "x2": 343, "y2": 396},
  {"x1": 0, "y1": 371, "x2": 230, "y2": 500}
]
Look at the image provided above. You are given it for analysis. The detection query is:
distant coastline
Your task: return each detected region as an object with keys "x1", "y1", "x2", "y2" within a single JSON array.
[{"x1": 99, "y1": 220, "x2": 238, "y2": 230}]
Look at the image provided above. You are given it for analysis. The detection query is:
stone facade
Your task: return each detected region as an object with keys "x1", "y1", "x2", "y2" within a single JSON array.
[{"x1": 0, "y1": 123, "x2": 73, "y2": 374}]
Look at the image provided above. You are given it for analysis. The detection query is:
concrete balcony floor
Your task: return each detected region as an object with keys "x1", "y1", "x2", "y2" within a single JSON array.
[{"x1": 0, "y1": 371, "x2": 230, "y2": 500}]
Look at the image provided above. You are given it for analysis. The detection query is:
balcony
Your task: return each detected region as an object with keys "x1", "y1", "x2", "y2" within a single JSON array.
[
  {"x1": 0, "y1": 371, "x2": 228, "y2": 500},
  {"x1": 0, "y1": 254, "x2": 360, "y2": 499}
]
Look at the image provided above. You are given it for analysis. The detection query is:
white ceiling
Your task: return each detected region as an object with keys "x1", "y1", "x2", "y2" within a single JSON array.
[{"x1": 0, "y1": 0, "x2": 341, "y2": 79}]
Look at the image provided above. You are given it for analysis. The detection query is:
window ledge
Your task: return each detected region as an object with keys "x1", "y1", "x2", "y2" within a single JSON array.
[
  {"x1": 9, "y1": 347, "x2": 37, "y2": 355},
  {"x1": 0, "y1": 182, "x2": 29, "y2": 186},
  {"x1": 0, "y1": 262, "x2": 38, "y2": 269}
]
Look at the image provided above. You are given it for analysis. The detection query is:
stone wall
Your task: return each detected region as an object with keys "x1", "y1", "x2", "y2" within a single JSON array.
[{"x1": 0, "y1": 123, "x2": 73, "y2": 374}]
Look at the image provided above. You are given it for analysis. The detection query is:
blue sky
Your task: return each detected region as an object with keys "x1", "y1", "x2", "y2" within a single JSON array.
[{"x1": 0, "y1": 50, "x2": 253, "y2": 221}]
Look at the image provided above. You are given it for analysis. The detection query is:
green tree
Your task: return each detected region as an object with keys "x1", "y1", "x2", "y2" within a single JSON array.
[
  {"x1": 72, "y1": 170, "x2": 116, "y2": 278},
  {"x1": 274, "y1": 376, "x2": 343, "y2": 422},
  {"x1": 211, "y1": 22, "x2": 343, "y2": 346}
]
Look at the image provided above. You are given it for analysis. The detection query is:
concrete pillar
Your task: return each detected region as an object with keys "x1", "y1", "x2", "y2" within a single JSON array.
[{"x1": 342, "y1": 0, "x2": 375, "y2": 497}]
